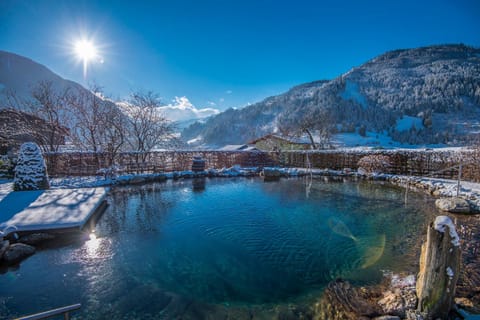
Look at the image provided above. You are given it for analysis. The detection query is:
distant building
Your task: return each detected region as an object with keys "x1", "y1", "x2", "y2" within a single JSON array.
[{"x1": 249, "y1": 134, "x2": 313, "y2": 151}]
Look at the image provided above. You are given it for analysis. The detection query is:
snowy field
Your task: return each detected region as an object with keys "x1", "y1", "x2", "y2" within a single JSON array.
[{"x1": 331, "y1": 130, "x2": 445, "y2": 149}]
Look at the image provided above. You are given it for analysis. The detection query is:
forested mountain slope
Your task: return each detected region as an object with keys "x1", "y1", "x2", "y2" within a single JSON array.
[{"x1": 182, "y1": 44, "x2": 480, "y2": 147}]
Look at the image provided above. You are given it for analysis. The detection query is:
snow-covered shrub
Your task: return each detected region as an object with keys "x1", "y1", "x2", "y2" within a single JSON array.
[
  {"x1": 13, "y1": 142, "x2": 50, "y2": 191},
  {"x1": 357, "y1": 154, "x2": 391, "y2": 175}
]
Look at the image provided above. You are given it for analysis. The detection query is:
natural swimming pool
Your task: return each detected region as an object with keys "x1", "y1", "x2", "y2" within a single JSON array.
[{"x1": 0, "y1": 177, "x2": 439, "y2": 319}]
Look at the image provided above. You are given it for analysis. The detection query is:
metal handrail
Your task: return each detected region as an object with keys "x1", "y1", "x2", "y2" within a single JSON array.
[{"x1": 14, "y1": 304, "x2": 81, "y2": 320}]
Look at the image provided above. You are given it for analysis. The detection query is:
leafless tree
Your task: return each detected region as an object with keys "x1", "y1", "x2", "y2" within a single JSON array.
[
  {"x1": 27, "y1": 81, "x2": 70, "y2": 153},
  {"x1": 278, "y1": 107, "x2": 332, "y2": 150},
  {"x1": 0, "y1": 88, "x2": 23, "y2": 109},
  {"x1": 125, "y1": 91, "x2": 176, "y2": 162},
  {"x1": 68, "y1": 84, "x2": 107, "y2": 152},
  {"x1": 68, "y1": 83, "x2": 129, "y2": 166},
  {"x1": 103, "y1": 103, "x2": 128, "y2": 166}
]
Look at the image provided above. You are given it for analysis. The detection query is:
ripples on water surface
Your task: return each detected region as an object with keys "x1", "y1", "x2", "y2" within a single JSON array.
[{"x1": 0, "y1": 177, "x2": 441, "y2": 319}]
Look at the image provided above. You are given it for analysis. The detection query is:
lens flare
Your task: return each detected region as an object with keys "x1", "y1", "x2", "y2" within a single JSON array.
[{"x1": 73, "y1": 39, "x2": 98, "y2": 78}]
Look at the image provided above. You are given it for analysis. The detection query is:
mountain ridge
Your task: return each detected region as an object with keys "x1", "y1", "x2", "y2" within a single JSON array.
[
  {"x1": 0, "y1": 50, "x2": 90, "y2": 107},
  {"x1": 182, "y1": 44, "x2": 480, "y2": 148},
  {"x1": 0, "y1": 51, "x2": 220, "y2": 124}
]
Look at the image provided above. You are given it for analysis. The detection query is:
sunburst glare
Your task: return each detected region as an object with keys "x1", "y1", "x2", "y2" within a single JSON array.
[{"x1": 73, "y1": 38, "x2": 99, "y2": 79}]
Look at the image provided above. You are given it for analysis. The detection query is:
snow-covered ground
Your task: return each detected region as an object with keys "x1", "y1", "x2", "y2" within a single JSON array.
[
  {"x1": 340, "y1": 80, "x2": 367, "y2": 108},
  {"x1": 396, "y1": 116, "x2": 424, "y2": 132},
  {"x1": 0, "y1": 180, "x2": 12, "y2": 202},
  {"x1": 332, "y1": 130, "x2": 445, "y2": 148}
]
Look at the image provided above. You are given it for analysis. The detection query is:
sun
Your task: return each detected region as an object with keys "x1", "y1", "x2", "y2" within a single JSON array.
[
  {"x1": 74, "y1": 39, "x2": 97, "y2": 61},
  {"x1": 73, "y1": 39, "x2": 98, "y2": 78}
]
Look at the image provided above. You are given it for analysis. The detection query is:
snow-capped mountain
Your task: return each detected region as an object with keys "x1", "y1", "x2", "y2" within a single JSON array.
[
  {"x1": 0, "y1": 50, "x2": 90, "y2": 109},
  {"x1": 0, "y1": 51, "x2": 220, "y2": 125},
  {"x1": 182, "y1": 44, "x2": 480, "y2": 148}
]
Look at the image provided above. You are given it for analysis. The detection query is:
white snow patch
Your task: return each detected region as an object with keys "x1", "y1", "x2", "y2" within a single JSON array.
[
  {"x1": 340, "y1": 80, "x2": 367, "y2": 108},
  {"x1": 331, "y1": 130, "x2": 437, "y2": 148},
  {"x1": 187, "y1": 135, "x2": 204, "y2": 145},
  {"x1": 391, "y1": 274, "x2": 416, "y2": 288},
  {"x1": 446, "y1": 267, "x2": 454, "y2": 278},
  {"x1": 333, "y1": 131, "x2": 396, "y2": 148},
  {"x1": 434, "y1": 215, "x2": 460, "y2": 246},
  {"x1": 395, "y1": 116, "x2": 424, "y2": 132},
  {"x1": 0, "y1": 181, "x2": 13, "y2": 202}
]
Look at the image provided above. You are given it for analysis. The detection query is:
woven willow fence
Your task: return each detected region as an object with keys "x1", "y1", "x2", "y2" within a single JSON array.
[
  {"x1": 44, "y1": 151, "x2": 275, "y2": 176},
  {"x1": 44, "y1": 149, "x2": 480, "y2": 182},
  {"x1": 277, "y1": 149, "x2": 480, "y2": 182}
]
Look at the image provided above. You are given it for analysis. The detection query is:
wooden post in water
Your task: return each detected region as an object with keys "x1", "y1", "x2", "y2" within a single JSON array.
[{"x1": 416, "y1": 215, "x2": 461, "y2": 319}]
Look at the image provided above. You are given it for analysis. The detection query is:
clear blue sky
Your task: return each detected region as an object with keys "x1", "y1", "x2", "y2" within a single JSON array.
[{"x1": 1, "y1": 0, "x2": 479, "y2": 110}]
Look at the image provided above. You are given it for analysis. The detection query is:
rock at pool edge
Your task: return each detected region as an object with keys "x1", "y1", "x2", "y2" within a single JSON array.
[
  {"x1": 2, "y1": 243, "x2": 35, "y2": 265},
  {"x1": 435, "y1": 197, "x2": 471, "y2": 214}
]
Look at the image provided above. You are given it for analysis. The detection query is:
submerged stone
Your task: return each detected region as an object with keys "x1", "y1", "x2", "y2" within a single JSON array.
[
  {"x1": 317, "y1": 279, "x2": 382, "y2": 320},
  {"x1": 0, "y1": 240, "x2": 9, "y2": 260},
  {"x1": 2, "y1": 243, "x2": 35, "y2": 265}
]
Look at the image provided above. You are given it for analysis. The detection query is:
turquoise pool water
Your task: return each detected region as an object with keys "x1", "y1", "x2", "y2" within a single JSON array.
[{"x1": 0, "y1": 178, "x2": 438, "y2": 319}]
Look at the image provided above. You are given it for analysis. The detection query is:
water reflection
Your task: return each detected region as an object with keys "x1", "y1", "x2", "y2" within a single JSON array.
[
  {"x1": 357, "y1": 234, "x2": 386, "y2": 269},
  {"x1": 328, "y1": 217, "x2": 358, "y2": 241},
  {"x1": 192, "y1": 178, "x2": 206, "y2": 192},
  {"x1": 85, "y1": 232, "x2": 100, "y2": 256},
  {"x1": 327, "y1": 217, "x2": 386, "y2": 269},
  {"x1": 0, "y1": 178, "x2": 444, "y2": 319}
]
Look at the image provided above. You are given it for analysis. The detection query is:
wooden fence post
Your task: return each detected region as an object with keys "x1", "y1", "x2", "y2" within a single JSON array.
[{"x1": 416, "y1": 215, "x2": 461, "y2": 319}]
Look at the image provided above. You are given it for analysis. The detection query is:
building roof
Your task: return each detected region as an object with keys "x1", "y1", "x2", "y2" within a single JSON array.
[
  {"x1": 218, "y1": 144, "x2": 259, "y2": 151},
  {"x1": 249, "y1": 134, "x2": 313, "y2": 145}
]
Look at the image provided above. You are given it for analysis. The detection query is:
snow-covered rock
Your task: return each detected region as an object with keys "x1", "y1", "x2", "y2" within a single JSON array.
[
  {"x1": 13, "y1": 142, "x2": 50, "y2": 191},
  {"x1": 435, "y1": 197, "x2": 471, "y2": 214}
]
